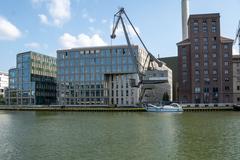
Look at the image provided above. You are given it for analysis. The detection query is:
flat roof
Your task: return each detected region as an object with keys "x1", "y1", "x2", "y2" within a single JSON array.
[
  {"x1": 57, "y1": 45, "x2": 139, "y2": 52},
  {"x1": 17, "y1": 51, "x2": 56, "y2": 59}
]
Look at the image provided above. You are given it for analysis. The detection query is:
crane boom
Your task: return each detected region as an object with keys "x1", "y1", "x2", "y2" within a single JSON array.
[
  {"x1": 111, "y1": 9, "x2": 140, "y2": 76},
  {"x1": 111, "y1": 8, "x2": 163, "y2": 72},
  {"x1": 110, "y1": 7, "x2": 168, "y2": 104}
]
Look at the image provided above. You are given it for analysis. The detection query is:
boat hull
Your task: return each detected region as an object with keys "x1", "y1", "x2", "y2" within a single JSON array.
[
  {"x1": 233, "y1": 105, "x2": 240, "y2": 111},
  {"x1": 146, "y1": 107, "x2": 183, "y2": 112}
]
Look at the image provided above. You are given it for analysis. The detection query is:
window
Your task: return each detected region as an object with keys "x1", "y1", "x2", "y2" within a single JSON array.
[
  {"x1": 224, "y1": 44, "x2": 228, "y2": 49},
  {"x1": 224, "y1": 53, "x2": 229, "y2": 58},
  {"x1": 182, "y1": 55, "x2": 187, "y2": 60},
  {"x1": 203, "y1": 26, "x2": 208, "y2": 32},
  {"x1": 224, "y1": 70, "x2": 229, "y2": 74},
  {"x1": 212, "y1": 20, "x2": 217, "y2": 33},
  {"x1": 195, "y1": 78, "x2": 200, "y2": 82},
  {"x1": 213, "y1": 70, "x2": 217, "y2": 75},
  {"x1": 212, "y1": 45, "x2": 217, "y2": 49},
  {"x1": 225, "y1": 86, "x2": 230, "y2": 91},
  {"x1": 204, "y1": 78, "x2": 210, "y2": 83},
  {"x1": 194, "y1": 87, "x2": 201, "y2": 93},
  {"x1": 193, "y1": 21, "x2": 198, "y2": 26},
  {"x1": 212, "y1": 26, "x2": 217, "y2": 32},
  {"x1": 193, "y1": 27, "x2": 199, "y2": 33},
  {"x1": 204, "y1": 88, "x2": 209, "y2": 93},
  {"x1": 195, "y1": 54, "x2": 199, "y2": 58},
  {"x1": 203, "y1": 37, "x2": 208, "y2": 43},
  {"x1": 182, "y1": 47, "x2": 187, "y2": 55},
  {"x1": 213, "y1": 62, "x2": 217, "y2": 66},
  {"x1": 204, "y1": 45, "x2": 208, "y2": 50},
  {"x1": 237, "y1": 86, "x2": 240, "y2": 90},
  {"x1": 213, "y1": 53, "x2": 217, "y2": 58},
  {"x1": 204, "y1": 62, "x2": 208, "y2": 66},
  {"x1": 194, "y1": 46, "x2": 199, "y2": 50},
  {"x1": 194, "y1": 38, "x2": 199, "y2": 43},
  {"x1": 212, "y1": 20, "x2": 216, "y2": 25},
  {"x1": 213, "y1": 87, "x2": 218, "y2": 92},
  {"x1": 204, "y1": 53, "x2": 208, "y2": 58},
  {"x1": 204, "y1": 70, "x2": 208, "y2": 75},
  {"x1": 195, "y1": 62, "x2": 200, "y2": 67},
  {"x1": 203, "y1": 21, "x2": 207, "y2": 26},
  {"x1": 213, "y1": 77, "x2": 218, "y2": 81},
  {"x1": 224, "y1": 62, "x2": 229, "y2": 66},
  {"x1": 195, "y1": 70, "x2": 200, "y2": 75}
]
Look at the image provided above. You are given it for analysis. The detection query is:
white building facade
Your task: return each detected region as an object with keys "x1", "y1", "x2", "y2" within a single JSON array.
[{"x1": 0, "y1": 72, "x2": 8, "y2": 97}]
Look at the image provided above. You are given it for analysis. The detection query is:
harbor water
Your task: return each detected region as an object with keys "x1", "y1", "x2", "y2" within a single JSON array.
[{"x1": 0, "y1": 111, "x2": 240, "y2": 160}]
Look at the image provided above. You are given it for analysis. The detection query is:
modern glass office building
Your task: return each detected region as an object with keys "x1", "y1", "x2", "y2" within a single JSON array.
[
  {"x1": 5, "y1": 51, "x2": 57, "y2": 105},
  {"x1": 57, "y1": 45, "x2": 172, "y2": 106}
]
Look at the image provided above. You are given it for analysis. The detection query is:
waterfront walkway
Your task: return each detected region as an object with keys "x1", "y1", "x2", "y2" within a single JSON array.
[{"x1": 0, "y1": 106, "x2": 235, "y2": 112}]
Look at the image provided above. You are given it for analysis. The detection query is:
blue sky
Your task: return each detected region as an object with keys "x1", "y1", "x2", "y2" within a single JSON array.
[{"x1": 0, "y1": 0, "x2": 239, "y2": 72}]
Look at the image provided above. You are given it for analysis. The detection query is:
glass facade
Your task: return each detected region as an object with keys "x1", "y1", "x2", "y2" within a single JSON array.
[
  {"x1": 5, "y1": 51, "x2": 57, "y2": 105},
  {"x1": 57, "y1": 45, "x2": 149, "y2": 106}
]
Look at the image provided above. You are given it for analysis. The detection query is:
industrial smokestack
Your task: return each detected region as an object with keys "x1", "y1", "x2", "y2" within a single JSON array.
[{"x1": 182, "y1": 0, "x2": 189, "y2": 40}]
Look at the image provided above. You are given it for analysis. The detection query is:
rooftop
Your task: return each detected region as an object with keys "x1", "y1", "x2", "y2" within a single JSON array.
[{"x1": 57, "y1": 45, "x2": 139, "y2": 52}]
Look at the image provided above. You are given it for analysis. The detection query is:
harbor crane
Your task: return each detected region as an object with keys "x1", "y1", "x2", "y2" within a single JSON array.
[
  {"x1": 234, "y1": 20, "x2": 240, "y2": 53},
  {"x1": 110, "y1": 7, "x2": 168, "y2": 104}
]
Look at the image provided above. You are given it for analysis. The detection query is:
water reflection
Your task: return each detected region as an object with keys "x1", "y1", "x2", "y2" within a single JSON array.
[{"x1": 0, "y1": 111, "x2": 240, "y2": 160}]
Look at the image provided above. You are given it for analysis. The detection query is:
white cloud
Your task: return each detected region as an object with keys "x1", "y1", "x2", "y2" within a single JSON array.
[
  {"x1": 59, "y1": 33, "x2": 107, "y2": 49},
  {"x1": 101, "y1": 19, "x2": 107, "y2": 24},
  {"x1": 32, "y1": 0, "x2": 44, "y2": 4},
  {"x1": 81, "y1": 9, "x2": 96, "y2": 23},
  {"x1": 110, "y1": 24, "x2": 140, "y2": 38},
  {"x1": 49, "y1": 0, "x2": 71, "y2": 26},
  {"x1": 38, "y1": 14, "x2": 49, "y2": 24},
  {"x1": 25, "y1": 42, "x2": 41, "y2": 49},
  {"x1": 88, "y1": 27, "x2": 102, "y2": 34},
  {"x1": 34, "y1": 0, "x2": 71, "y2": 26},
  {"x1": 0, "y1": 16, "x2": 21, "y2": 40},
  {"x1": 88, "y1": 18, "x2": 96, "y2": 23}
]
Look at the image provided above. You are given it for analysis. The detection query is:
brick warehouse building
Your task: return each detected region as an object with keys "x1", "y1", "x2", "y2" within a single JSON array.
[{"x1": 177, "y1": 13, "x2": 233, "y2": 104}]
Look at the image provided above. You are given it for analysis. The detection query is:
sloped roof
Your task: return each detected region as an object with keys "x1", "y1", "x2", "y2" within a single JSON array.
[
  {"x1": 221, "y1": 36, "x2": 234, "y2": 43},
  {"x1": 177, "y1": 39, "x2": 190, "y2": 46}
]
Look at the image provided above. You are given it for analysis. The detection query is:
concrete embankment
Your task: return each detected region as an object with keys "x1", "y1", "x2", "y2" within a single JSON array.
[
  {"x1": 0, "y1": 106, "x2": 146, "y2": 112},
  {"x1": 0, "y1": 105, "x2": 235, "y2": 112},
  {"x1": 183, "y1": 107, "x2": 233, "y2": 112}
]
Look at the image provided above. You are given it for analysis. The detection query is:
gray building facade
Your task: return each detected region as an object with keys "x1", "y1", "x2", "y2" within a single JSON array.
[
  {"x1": 57, "y1": 45, "x2": 172, "y2": 106},
  {"x1": 232, "y1": 55, "x2": 240, "y2": 104}
]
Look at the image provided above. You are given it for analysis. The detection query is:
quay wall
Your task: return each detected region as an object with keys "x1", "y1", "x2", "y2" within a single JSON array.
[{"x1": 0, "y1": 105, "x2": 235, "y2": 112}]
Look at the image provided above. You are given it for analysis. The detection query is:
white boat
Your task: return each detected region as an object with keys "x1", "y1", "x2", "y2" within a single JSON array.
[{"x1": 145, "y1": 103, "x2": 183, "y2": 112}]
